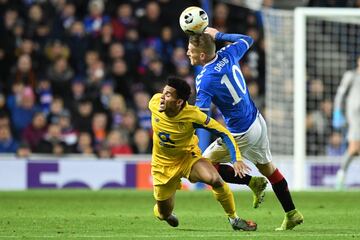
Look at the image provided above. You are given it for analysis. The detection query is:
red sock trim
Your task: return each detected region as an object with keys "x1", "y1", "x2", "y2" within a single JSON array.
[{"x1": 267, "y1": 168, "x2": 284, "y2": 184}]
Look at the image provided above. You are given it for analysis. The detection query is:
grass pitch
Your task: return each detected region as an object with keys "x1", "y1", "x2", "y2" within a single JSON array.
[{"x1": 0, "y1": 190, "x2": 359, "y2": 239}]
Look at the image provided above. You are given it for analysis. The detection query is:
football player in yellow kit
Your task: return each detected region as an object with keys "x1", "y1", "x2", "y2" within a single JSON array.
[{"x1": 149, "y1": 76, "x2": 257, "y2": 231}]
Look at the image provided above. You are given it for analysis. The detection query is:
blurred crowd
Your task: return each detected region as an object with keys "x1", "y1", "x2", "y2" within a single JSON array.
[{"x1": 0, "y1": 0, "x2": 265, "y2": 158}]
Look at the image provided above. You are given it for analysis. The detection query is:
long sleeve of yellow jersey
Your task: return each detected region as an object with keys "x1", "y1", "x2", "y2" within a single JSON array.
[{"x1": 191, "y1": 108, "x2": 242, "y2": 163}]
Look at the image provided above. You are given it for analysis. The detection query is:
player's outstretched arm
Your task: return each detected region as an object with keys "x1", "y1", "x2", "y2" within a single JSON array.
[
  {"x1": 193, "y1": 110, "x2": 250, "y2": 177},
  {"x1": 204, "y1": 27, "x2": 253, "y2": 47}
]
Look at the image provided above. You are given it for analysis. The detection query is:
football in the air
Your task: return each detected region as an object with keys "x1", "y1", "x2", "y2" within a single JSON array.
[{"x1": 179, "y1": 6, "x2": 209, "y2": 35}]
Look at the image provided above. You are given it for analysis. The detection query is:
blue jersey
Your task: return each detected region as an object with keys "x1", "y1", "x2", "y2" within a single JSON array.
[{"x1": 195, "y1": 32, "x2": 258, "y2": 134}]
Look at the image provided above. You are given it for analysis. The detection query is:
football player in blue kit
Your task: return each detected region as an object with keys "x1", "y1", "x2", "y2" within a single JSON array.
[{"x1": 187, "y1": 27, "x2": 303, "y2": 230}]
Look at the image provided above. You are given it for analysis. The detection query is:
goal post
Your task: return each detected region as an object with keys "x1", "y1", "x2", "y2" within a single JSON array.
[
  {"x1": 263, "y1": 7, "x2": 360, "y2": 190},
  {"x1": 293, "y1": 7, "x2": 307, "y2": 190}
]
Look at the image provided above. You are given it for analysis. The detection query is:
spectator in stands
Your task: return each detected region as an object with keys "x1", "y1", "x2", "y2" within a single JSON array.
[
  {"x1": 93, "y1": 80, "x2": 115, "y2": 112},
  {"x1": 52, "y1": 1, "x2": 77, "y2": 38},
  {"x1": 107, "y1": 129, "x2": 133, "y2": 155},
  {"x1": 36, "y1": 77, "x2": 53, "y2": 114},
  {"x1": 16, "y1": 141, "x2": 31, "y2": 158},
  {"x1": 33, "y1": 22, "x2": 52, "y2": 54},
  {"x1": 57, "y1": 109, "x2": 78, "y2": 149},
  {"x1": 0, "y1": 8, "x2": 20, "y2": 84},
  {"x1": 8, "y1": 54, "x2": 36, "y2": 92},
  {"x1": 84, "y1": 50, "x2": 100, "y2": 72},
  {"x1": 6, "y1": 82, "x2": 24, "y2": 114},
  {"x1": 65, "y1": 21, "x2": 89, "y2": 74},
  {"x1": 111, "y1": 3, "x2": 137, "y2": 41},
  {"x1": 44, "y1": 39, "x2": 70, "y2": 66},
  {"x1": 22, "y1": 111, "x2": 47, "y2": 151},
  {"x1": 108, "y1": 94, "x2": 127, "y2": 129},
  {"x1": 154, "y1": 26, "x2": 184, "y2": 70},
  {"x1": 83, "y1": 0, "x2": 110, "y2": 37},
  {"x1": 12, "y1": 20, "x2": 25, "y2": 50},
  {"x1": 35, "y1": 122, "x2": 69, "y2": 155},
  {"x1": 107, "y1": 42, "x2": 126, "y2": 65},
  {"x1": 133, "y1": 91, "x2": 151, "y2": 131},
  {"x1": 26, "y1": 4, "x2": 46, "y2": 38},
  {"x1": 46, "y1": 56, "x2": 74, "y2": 97},
  {"x1": 212, "y1": 2, "x2": 230, "y2": 33},
  {"x1": 75, "y1": 131, "x2": 94, "y2": 154},
  {"x1": 8, "y1": 87, "x2": 38, "y2": 138},
  {"x1": 73, "y1": 98, "x2": 93, "y2": 133},
  {"x1": 91, "y1": 112, "x2": 108, "y2": 147},
  {"x1": 142, "y1": 58, "x2": 167, "y2": 94},
  {"x1": 86, "y1": 59, "x2": 106, "y2": 100},
  {"x1": 138, "y1": 46, "x2": 157, "y2": 76},
  {"x1": 248, "y1": 80, "x2": 265, "y2": 113},
  {"x1": 15, "y1": 38, "x2": 40, "y2": 70},
  {"x1": 65, "y1": 77, "x2": 87, "y2": 115},
  {"x1": 0, "y1": 125, "x2": 18, "y2": 153},
  {"x1": 132, "y1": 128, "x2": 152, "y2": 154},
  {"x1": 110, "y1": 58, "x2": 133, "y2": 102},
  {"x1": 171, "y1": 47, "x2": 189, "y2": 73},
  {"x1": 92, "y1": 23, "x2": 115, "y2": 62},
  {"x1": 96, "y1": 142, "x2": 113, "y2": 159},
  {"x1": 1, "y1": 8, "x2": 19, "y2": 36},
  {"x1": 138, "y1": 1, "x2": 163, "y2": 39},
  {"x1": 306, "y1": 98, "x2": 333, "y2": 155},
  {"x1": 47, "y1": 97, "x2": 65, "y2": 124},
  {"x1": 123, "y1": 28, "x2": 141, "y2": 74},
  {"x1": 121, "y1": 110, "x2": 138, "y2": 142},
  {"x1": 326, "y1": 132, "x2": 346, "y2": 156},
  {"x1": 307, "y1": 78, "x2": 325, "y2": 112}
]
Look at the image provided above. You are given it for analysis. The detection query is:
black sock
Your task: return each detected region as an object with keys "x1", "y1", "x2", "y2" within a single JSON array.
[
  {"x1": 215, "y1": 164, "x2": 251, "y2": 185},
  {"x1": 268, "y1": 169, "x2": 295, "y2": 212}
]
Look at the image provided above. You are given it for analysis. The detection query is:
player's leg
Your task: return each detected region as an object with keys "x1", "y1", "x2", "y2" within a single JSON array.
[
  {"x1": 246, "y1": 114, "x2": 303, "y2": 230},
  {"x1": 336, "y1": 140, "x2": 360, "y2": 189},
  {"x1": 154, "y1": 194, "x2": 179, "y2": 227},
  {"x1": 203, "y1": 139, "x2": 253, "y2": 185},
  {"x1": 203, "y1": 138, "x2": 266, "y2": 208},
  {"x1": 256, "y1": 162, "x2": 295, "y2": 211},
  {"x1": 188, "y1": 158, "x2": 257, "y2": 231},
  {"x1": 256, "y1": 162, "x2": 303, "y2": 230},
  {"x1": 153, "y1": 178, "x2": 181, "y2": 227}
]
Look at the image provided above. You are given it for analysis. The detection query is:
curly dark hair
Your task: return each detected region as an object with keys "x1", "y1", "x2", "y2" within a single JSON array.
[{"x1": 166, "y1": 76, "x2": 191, "y2": 102}]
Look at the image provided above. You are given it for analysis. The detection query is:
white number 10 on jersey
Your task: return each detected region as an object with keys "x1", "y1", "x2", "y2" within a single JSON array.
[{"x1": 220, "y1": 65, "x2": 247, "y2": 105}]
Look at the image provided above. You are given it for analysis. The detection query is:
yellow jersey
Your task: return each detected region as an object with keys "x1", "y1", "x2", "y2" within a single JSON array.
[{"x1": 149, "y1": 93, "x2": 241, "y2": 166}]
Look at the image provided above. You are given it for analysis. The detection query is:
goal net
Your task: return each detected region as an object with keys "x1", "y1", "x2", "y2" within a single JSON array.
[{"x1": 262, "y1": 8, "x2": 360, "y2": 189}]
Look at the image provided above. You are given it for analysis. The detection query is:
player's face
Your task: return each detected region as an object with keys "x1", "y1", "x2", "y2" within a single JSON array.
[
  {"x1": 159, "y1": 85, "x2": 182, "y2": 116},
  {"x1": 187, "y1": 43, "x2": 202, "y2": 66}
]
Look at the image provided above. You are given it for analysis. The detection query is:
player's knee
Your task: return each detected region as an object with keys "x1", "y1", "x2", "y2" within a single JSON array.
[
  {"x1": 257, "y1": 162, "x2": 275, "y2": 177},
  {"x1": 209, "y1": 174, "x2": 223, "y2": 188}
]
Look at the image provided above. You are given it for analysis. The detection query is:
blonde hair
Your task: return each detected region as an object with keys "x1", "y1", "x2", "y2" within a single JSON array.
[{"x1": 189, "y1": 33, "x2": 215, "y2": 55}]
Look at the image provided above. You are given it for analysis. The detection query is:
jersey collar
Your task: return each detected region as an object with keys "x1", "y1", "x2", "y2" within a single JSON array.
[{"x1": 203, "y1": 54, "x2": 218, "y2": 68}]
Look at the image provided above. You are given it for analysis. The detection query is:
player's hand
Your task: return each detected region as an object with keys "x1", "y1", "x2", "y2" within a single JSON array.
[
  {"x1": 204, "y1": 27, "x2": 219, "y2": 39},
  {"x1": 233, "y1": 161, "x2": 251, "y2": 178},
  {"x1": 332, "y1": 109, "x2": 346, "y2": 129}
]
